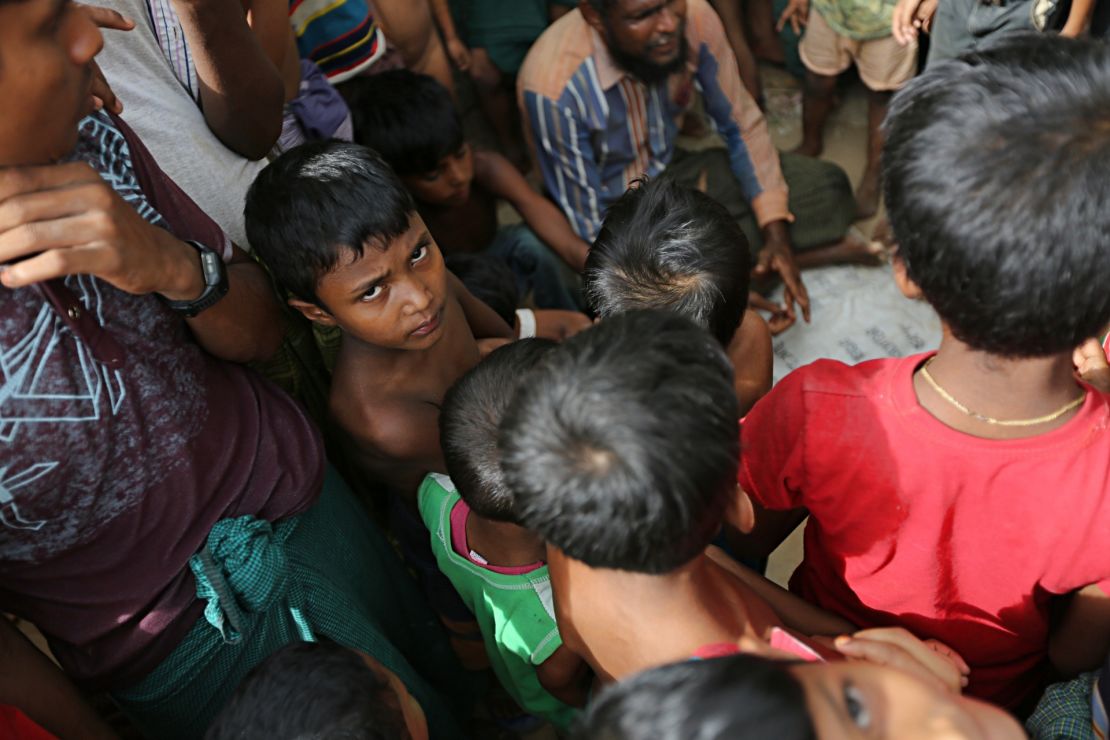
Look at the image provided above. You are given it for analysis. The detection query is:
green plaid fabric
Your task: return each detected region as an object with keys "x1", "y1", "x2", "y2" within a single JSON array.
[
  {"x1": 111, "y1": 467, "x2": 476, "y2": 739},
  {"x1": 1027, "y1": 672, "x2": 1099, "y2": 740}
]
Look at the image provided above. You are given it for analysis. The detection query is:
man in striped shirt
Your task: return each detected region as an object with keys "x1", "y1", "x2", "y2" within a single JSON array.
[{"x1": 520, "y1": 0, "x2": 863, "y2": 326}]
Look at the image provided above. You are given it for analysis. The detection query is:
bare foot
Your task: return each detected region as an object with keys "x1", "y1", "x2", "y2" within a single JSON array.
[
  {"x1": 854, "y1": 172, "x2": 881, "y2": 220},
  {"x1": 794, "y1": 229, "x2": 889, "y2": 269}
]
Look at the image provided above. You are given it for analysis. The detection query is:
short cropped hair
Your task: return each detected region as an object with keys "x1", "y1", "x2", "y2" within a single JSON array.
[
  {"x1": 245, "y1": 141, "x2": 415, "y2": 303},
  {"x1": 206, "y1": 642, "x2": 409, "y2": 740},
  {"x1": 585, "y1": 178, "x2": 750, "y2": 347},
  {"x1": 500, "y1": 310, "x2": 739, "y2": 573},
  {"x1": 883, "y1": 34, "x2": 1110, "y2": 357},
  {"x1": 441, "y1": 338, "x2": 558, "y2": 523},
  {"x1": 340, "y1": 69, "x2": 464, "y2": 177},
  {"x1": 577, "y1": 654, "x2": 815, "y2": 740},
  {"x1": 445, "y1": 253, "x2": 520, "y2": 328}
]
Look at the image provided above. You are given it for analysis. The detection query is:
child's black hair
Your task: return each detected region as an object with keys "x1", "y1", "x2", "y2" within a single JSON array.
[
  {"x1": 340, "y1": 69, "x2": 465, "y2": 177},
  {"x1": 883, "y1": 34, "x2": 1110, "y2": 357},
  {"x1": 441, "y1": 338, "x2": 558, "y2": 523},
  {"x1": 576, "y1": 654, "x2": 815, "y2": 740},
  {"x1": 205, "y1": 641, "x2": 410, "y2": 740},
  {"x1": 584, "y1": 178, "x2": 750, "y2": 347},
  {"x1": 244, "y1": 141, "x2": 416, "y2": 304},
  {"x1": 499, "y1": 310, "x2": 739, "y2": 574},
  {"x1": 445, "y1": 253, "x2": 520, "y2": 328}
]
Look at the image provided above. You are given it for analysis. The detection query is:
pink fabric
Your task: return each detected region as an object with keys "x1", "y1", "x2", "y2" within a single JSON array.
[
  {"x1": 739, "y1": 352, "x2": 1110, "y2": 709},
  {"x1": 448, "y1": 500, "x2": 543, "y2": 576}
]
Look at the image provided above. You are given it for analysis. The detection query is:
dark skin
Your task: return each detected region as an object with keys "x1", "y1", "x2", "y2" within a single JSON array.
[
  {"x1": 729, "y1": 308, "x2": 774, "y2": 415},
  {"x1": 580, "y1": 0, "x2": 811, "y2": 323},
  {"x1": 290, "y1": 216, "x2": 513, "y2": 501},
  {"x1": 546, "y1": 541, "x2": 853, "y2": 683},
  {"x1": 170, "y1": 0, "x2": 285, "y2": 159},
  {"x1": 404, "y1": 144, "x2": 590, "y2": 272},
  {"x1": 464, "y1": 515, "x2": 592, "y2": 706}
]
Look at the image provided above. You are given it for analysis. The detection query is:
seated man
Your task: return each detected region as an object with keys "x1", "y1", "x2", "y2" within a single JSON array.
[
  {"x1": 0, "y1": 4, "x2": 469, "y2": 738},
  {"x1": 519, "y1": 0, "x2": 873, "y2": 329}
]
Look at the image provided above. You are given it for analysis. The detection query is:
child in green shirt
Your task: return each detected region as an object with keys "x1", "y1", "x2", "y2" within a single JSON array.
[{"x1": 418, "y1": 339, "x2": 588, "y2": 729}]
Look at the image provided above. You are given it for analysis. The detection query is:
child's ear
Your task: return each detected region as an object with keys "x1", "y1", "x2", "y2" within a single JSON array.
[
  {"x1": 288, "y1": 297, "x2": 338, "y2": 327},
  {"x1": 730, "y1": 484, "x2": 757, "y2": 534},
  {"x1": 892, "y1": 254, "x2": 924, "y2": 300}
]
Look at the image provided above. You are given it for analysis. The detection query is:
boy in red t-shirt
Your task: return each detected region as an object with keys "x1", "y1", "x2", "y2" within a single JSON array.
[{"x1": 733, "y1": 35, "x2": 1110, "y2": 712}]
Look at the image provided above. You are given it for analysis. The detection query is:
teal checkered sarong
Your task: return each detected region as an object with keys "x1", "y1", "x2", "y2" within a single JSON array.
[
  {"x1": 1027, "y1": 672, "x2": 1099, "y2": 740},
  {"x1": 111, "y1": 466, "x2": 476, "y2": 739}
]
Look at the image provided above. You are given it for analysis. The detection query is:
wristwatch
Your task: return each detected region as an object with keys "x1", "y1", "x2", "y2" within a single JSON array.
[{"x1": 164, "y1": 240, "x2": 229, "y2": 317}]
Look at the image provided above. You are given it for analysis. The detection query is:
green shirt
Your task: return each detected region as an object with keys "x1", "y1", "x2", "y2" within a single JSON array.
[
  {"x1": 811, "y1": 0, "x2": 897, "y2": 40},
  {"x1": 417, "y1": 474, "x2": 578, "y2": 729}
]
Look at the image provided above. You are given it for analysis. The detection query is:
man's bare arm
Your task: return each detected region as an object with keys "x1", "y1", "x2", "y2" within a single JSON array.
[
  {"x1": 0, "y1": 164, "x2": 284, "y2": 363},
  {"x1": 477, "y1": 151, "x2": 590, "y2": 272},
  {"x1": 171, "y1": 0, "x2": 284, "y2": 158}
]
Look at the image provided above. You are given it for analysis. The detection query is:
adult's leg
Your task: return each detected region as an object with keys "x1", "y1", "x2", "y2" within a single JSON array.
[
  {"x1": 926, "y1": 0, "x2": 977, "y2": 67},
  {"x1": 855, "y1": 88, "x2": 889, "y2": 219},
  {"x1": 111, "y1": 467, "x2": 473, "y2": 740},
  {"x1": 486, "y1": 224, "x2": 584, "y2": 311},
  {"x1": 796, "y1": 71, "x2": 838, "y2": 157},
  {"x1": 669, "y1": 148, "x2": 873, "y2": 263},
  {"x1": 712, "y1": 0, "x2": 764, "y2": 103}
]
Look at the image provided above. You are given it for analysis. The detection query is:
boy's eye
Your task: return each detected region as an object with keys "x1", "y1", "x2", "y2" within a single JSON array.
[
  {"x1": 421, "y1": 171, "x2": 441, "y2": 183},
  {"x1": 360, "y1": 284, "x2": 384, "y2": 302},
  {"x1": 410, "y1": 245, "x2": 429, "y2": 264},
  {"x1": 843, "y1": 682, "x2": 871, "y2": 730}
]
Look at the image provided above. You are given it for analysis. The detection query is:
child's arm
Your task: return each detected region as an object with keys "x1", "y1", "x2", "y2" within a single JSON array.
[
  {"x1": 475, "y1": 151, "x2": 591, "y2": 273},
  {"x1": 429, "y1": 0, "x2": 471, "y2": 71},
  {"x1": 536, "y1": 645, "x2": 591, "y2": 708},
  {"x1": 449, "y1": 272, "x2": 516, "y2": 340},
  {"x1": 1050, "y1": 583, "x2": 1110, "y2": 676},
  {"x1": 1061, "y1": 0, "x2": 1096, "y2": 37},
  {"x1": 729, "y1": 309, "x2": 774, "y2": 416},
  {"x1": 705, "y1": 546, "x2": 855, "y2": 636}
]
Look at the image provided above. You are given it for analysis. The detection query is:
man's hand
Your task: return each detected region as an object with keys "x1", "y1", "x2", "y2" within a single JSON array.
[
  {"x1": 891, "y1": 0, "x2": 937, "y2": 45},
  {"x1": 77, "y1": 4, "x2": 134, "y2": 114},
  {"x1": 776, "y1": 0, "x2": 810, "y2": 34},
  {"x1": 835, "y1": 628, "x2": 969, "y2": 693},
  {"x1": 445, "y1": 37, "x2": 471, "y2": 71},
  {"x1": 754, "y1": 223, "x2": 810, "y2": 325},
  {"x1": 0, "y1": 163, "x2": 204, "y2": 301}
]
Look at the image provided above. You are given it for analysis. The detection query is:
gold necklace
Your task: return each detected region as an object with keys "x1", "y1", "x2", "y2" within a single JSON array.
[{"x1": 918, "y1": 357, "x2": 1086, "y2": 427}]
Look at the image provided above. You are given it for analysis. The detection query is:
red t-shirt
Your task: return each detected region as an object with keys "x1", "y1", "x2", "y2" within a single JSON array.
[{"x1": 739, "y1": 353, "x2": 1110, "y2": 709}]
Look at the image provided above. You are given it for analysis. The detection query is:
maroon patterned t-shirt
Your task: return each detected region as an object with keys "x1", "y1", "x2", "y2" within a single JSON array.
[{"x1": 0, "y1": 112, "x2": 324, "y2": 688}]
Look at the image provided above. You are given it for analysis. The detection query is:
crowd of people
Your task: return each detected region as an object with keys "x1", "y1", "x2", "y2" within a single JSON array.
[{"x1": 0, "y1": 0, "x2": 1108, "y2": 738}]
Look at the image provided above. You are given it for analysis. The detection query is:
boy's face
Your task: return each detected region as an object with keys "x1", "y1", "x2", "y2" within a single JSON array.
[
  {"x1": 296, "y1": 213, "x2": 450, "y2": 350},
  {"x1": 0, "y1": 0, "x2": 102, "y2": 166},
  {"x1": 402, "y1": 143, "x2": 474, "y2": 208},
  {"x1": 793, "y1": 661, "x2": 1024, "y2": 739}
]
